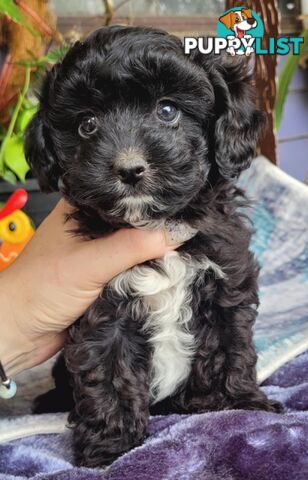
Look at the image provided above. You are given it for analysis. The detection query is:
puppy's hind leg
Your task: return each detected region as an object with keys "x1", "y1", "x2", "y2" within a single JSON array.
[
  {"x1": 33, "y1": 354, "x2": 74, "y2": 414},
  {"x1": 65, "y1": 294, "x2": 151, "y2": 468}
]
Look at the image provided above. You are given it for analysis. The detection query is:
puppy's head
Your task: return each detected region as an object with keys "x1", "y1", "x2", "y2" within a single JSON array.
[{"x1": 25, "y1": 26, "x2": 264, "y2": 225}]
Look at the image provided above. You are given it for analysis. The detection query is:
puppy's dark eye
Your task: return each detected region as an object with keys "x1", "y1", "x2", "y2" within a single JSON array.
[
  {"x1": 156, "y1": 101, "x2": 180, "y2": 125},
  {"x1": 78, "y1": 116, "x2": 98, "y2": 138}
]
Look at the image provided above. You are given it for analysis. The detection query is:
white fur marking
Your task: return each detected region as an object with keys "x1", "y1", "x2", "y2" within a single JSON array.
[
  {"x1": 108, "y1": 194, "x2": 165, "y2": 227},
  {"x1": 111, "y1": 251, "x2": 224, "y2": 403}
]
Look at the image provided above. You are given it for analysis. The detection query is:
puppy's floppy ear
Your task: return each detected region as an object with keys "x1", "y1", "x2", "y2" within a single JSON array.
[
  {"x1": 25, "y1": 62, "x2": 63, "y2": 192},
  {"x1": 25, "y1": 112, "x2": 61, "y2": 192},
  {"x1": 192, "y1": 52, "x2": 265, "y2": 179}
]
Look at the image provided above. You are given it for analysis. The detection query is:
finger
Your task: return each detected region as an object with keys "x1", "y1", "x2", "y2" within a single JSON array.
[{"x1": 80, "y1": 228, "x2": 180, "y2": 287}]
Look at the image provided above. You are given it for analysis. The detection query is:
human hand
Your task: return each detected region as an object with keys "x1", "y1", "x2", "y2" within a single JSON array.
[{"x1": 0, "y1": 199, "x2": 179, "y2": 376}]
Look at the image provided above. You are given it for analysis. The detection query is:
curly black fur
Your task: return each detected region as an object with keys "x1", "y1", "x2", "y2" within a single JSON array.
[{"x1": 26, "y1": 26, "x2": 282, "y2": 468}]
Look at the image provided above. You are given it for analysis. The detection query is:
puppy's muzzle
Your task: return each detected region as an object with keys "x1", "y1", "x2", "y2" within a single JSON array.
[{"x1": 114, "y1": 149, "x2": 148, "y2": 186}]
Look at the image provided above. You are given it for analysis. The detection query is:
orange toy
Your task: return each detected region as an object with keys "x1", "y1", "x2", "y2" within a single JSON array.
[{"x1": 0, "y1": 189, "x2": 35, "y2": 271}]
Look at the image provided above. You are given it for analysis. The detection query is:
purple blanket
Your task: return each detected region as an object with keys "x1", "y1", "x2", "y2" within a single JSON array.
[{"x1": 1, "y1": 351, "x2": 307, "y2": 480}]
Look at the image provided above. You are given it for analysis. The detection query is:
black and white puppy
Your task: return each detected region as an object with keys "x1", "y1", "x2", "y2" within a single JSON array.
[{"x1": 25, "y1": 26, "x2": 282, "y2": 467}]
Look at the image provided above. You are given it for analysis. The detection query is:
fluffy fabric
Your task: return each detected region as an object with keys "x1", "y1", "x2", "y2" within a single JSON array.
[
  {"x1": 239, "y1": 157, "x2": 308, "y2": 380},
  {"x1": 0, "y1": 352, "x2": 307, "y2": 480}
]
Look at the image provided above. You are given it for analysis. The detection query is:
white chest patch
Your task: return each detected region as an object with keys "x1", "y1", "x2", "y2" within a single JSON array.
[{"x1": 110, "y1": 251, "x2": 224, "y2": 403}]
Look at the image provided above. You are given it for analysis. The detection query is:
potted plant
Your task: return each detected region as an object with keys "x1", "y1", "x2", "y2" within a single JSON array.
[{"x1": 0, "y1": 0, "x2": 64, "y2": 225}]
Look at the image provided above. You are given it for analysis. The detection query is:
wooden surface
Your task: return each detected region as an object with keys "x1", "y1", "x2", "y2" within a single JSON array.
[
  {"x1": 56, "y1": 13, "x2": 299, "y2": 39},
  {"x1": 225, "y1": 0, "x2": 280, "y2": 164}
]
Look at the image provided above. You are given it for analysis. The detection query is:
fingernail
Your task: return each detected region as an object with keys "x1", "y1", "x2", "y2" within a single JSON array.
[{"x1": 164, "y1": 220, "x2": 198, "y2": 246}]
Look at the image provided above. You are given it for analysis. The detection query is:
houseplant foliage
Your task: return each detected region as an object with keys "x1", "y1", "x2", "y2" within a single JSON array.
[
  {"x1": 0, "y1": 0, "x2": 37, "y2": 35},
  {"x1": 0, "y1": 66, "x2": 33, "y2": 183},
  {"x1": 275, "y1": 29, "x2": 308, "y2": 131},
  {"x1": 0, "y1": 44, "x2": 68, "y2": 184},
  {"x1": 0, "y1": 0, "x2": 66, "y2": 184}
]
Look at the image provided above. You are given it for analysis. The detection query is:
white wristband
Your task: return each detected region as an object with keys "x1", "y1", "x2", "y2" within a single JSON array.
[{"x1": 0, "y1": 361, "x2": 17, "y2": 399}]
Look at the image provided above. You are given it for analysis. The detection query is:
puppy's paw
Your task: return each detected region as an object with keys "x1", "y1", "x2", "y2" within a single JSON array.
[
  {"x1": 262, "y1": 399, "x2": 284, "y2": 413},
  {"x1": 73, "y1": 411, "x2": 148, "y2": 468},
  {"x1": 74, "y1": 431, "x2": 148, "y2": 468},
  {"x1": 232, "y1": 397, "x2": 283, "y2": 413}
]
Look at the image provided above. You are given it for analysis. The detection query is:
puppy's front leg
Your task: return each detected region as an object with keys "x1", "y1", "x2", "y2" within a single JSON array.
[
  {"x1": 177, "y1": 272, "x2": 282, "y2": 414},
  {"x1": 65, "y1": 294, "x2": 151, "y2": 467}
]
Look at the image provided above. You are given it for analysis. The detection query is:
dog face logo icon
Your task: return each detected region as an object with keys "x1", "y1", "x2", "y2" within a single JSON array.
[
  {"x1": 219, "y1": 8, "x2": 257, "y2": 39},
  {"x1": 217, "y1": 6, "x2": 264, "y2": 56}
]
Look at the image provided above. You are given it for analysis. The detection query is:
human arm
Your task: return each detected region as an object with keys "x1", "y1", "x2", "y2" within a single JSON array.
[{"x1": 0, "y1": 199, "x2": 178, "y2": 377}]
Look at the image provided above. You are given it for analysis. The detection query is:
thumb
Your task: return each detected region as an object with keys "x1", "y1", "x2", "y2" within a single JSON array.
[{"x1": 79, "y1": 228, "x2": 178, "y2": 287}]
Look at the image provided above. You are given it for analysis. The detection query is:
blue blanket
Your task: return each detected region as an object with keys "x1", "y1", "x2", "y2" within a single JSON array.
[
  {"x1": 0, "y1": 157, "x2": 307, "y2": 479},
  {"x1": 239, "y1": 156, "x2": 308, "y2": 382}
]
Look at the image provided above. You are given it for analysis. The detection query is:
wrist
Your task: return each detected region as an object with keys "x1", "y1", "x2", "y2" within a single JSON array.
[
  {"x1": 0, "y1": 269, "x2": 67, "y2": 377},
  {"x1": 0, "y1": 272, "x2": 35, "y2": 377}
]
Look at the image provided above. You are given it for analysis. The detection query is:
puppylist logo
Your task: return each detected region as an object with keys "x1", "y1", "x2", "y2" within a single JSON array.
[
  {"x1": 184, "y1": 6, "x2": 304, "y2": 57},
  {"x1": 218, "y1": 7, "x2": 262, "y2": 56}
]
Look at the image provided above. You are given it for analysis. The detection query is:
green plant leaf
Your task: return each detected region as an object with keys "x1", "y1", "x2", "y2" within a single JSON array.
[
  {"x1": 0, "y1": 0, "x2": 38, "y2": 36},
  {"x1": 0, "y1": 67, "x2": 31, "y2": 176},
  {"x1": 16, "y1": 106, "x2": 38, "y2": 133},
  {"x1": 3, "y1": 136, "x2": 30, "y2": 182},
  {"x1": 16, "y1": 45, "x2": 69, "y2": 68},
  {"x1": 1, "y1": 169, "x2": 17, "y2": 185},
  {"x1": 275, "y1": 30, "x2": 308, "y2": 131},
  {"x1": 43, "y1": 45, "x2": 69, "y2": 63}
]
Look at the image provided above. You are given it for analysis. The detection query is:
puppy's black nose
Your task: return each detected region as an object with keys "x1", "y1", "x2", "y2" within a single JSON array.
[
  {"x1": 117, "y1": 165, "x2": 146, "y2": 185},
  {"x1": 247, "y1": 17, "x2": 255, "y2": 25},
  {"x1": 114, "y1": 150, "x2": 148, "y2": 185}
]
